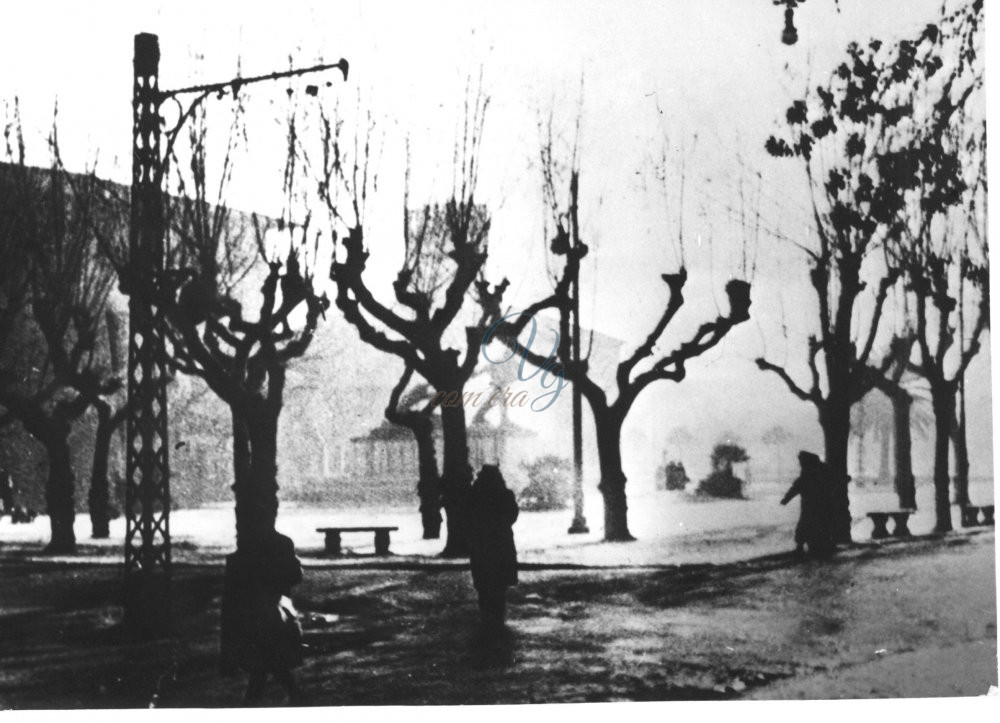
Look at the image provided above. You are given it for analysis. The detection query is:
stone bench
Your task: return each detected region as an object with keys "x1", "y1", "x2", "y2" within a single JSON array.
[
  {"x1": 866, "y1": 511, "x2": 914, "y2": 539},
  {"x1": 960, "y1": 505, "x2": 995, "y2": 527},
  {"x1": 316, "y1": 526, "x2": 399, "y2": 556}
]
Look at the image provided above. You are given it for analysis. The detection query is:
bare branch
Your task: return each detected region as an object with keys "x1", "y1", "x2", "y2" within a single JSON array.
[{"x1": 755, "y1": 356, "x2": 820, "y2": 403}]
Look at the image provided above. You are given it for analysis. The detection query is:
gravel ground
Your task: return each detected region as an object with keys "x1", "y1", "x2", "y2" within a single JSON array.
[{"x1": 0, "y1": 527, "x2": 995, "y2": 707}]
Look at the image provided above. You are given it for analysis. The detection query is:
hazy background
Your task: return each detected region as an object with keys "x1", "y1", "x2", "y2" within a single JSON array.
[{"x1": 0, "y1": 0, "x2": 991, "y2": 496}]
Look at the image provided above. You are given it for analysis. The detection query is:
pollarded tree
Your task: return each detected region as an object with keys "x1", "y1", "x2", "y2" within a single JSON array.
[
  {"x1": 332, "y1": 208, "x2": 506, "y2": 556},
  {"x1": 381, "y1": 193, "x2": 490, "y2": 541},
  {"x1": 102, "y1": 100, "x2": 329, "y2": 550},
  {"x1": 489, "y1": 148, "x2": 751, "y2": 541},
  {"x1": 0, "y1": 121, "x2": 121, "y2": 552},
  {"x1": 755, "y1": 7, "x2": 976, "y2": 541},
  {"x1": 317, "y1": 94, "x2": 511, "y2": 556}
]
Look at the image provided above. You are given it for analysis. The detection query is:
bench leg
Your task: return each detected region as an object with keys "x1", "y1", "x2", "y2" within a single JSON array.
[
  {"x1": 374, "y1": 529, "x2": 391, "y2": 556},
  {"x1": 982, "y1": 508, "x2": 994, "y2": 526},
  {"x1": 871, "y1": 516, "x2": 890, "y2": 540},
  {"x1": 891, "y1": 515, "x2": 911, "y2": 537},
  {"x1": 324, "y1": 531, "x2": 342, "y2": 556},
  {"x1": 961, "y1": 507, "x2": 979, "y2": 528}
]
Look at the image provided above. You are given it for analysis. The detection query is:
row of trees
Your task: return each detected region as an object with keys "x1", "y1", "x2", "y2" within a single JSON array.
[
  {"x1": 347, "y1": 0, "x2": 986, "y2": 544},
  {"x1": 759, "y1": 0, "x2": 985, "y2": 536},
  {"x1": 0, "y1": 115, "x2": 127, "y2": 552},
  {"x1": 0, "y1": 0, "x2": 986, "y2": 554}
]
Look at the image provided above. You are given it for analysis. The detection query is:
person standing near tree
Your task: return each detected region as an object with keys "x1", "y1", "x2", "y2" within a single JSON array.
[
  {"x1": 221, "y1": 526, "x2": 304, "y2": 704},
  {"x1": 781, "y1": 451, "x2": 836, "y2": 558},
  {"x1": 467, "y1": 464, "x2": 519, "y2": 634}
]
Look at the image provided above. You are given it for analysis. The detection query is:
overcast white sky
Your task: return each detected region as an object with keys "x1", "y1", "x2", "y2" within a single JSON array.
[{"x1": 0, "y1": 0, "x2": 992, "y2": 479}]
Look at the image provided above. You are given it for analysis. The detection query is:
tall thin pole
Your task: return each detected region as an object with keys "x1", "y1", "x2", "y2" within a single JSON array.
[
  {"x1": 955, "y1": 264, "x2": 969, "y2": 506},
  {"x1": 123, "y1": 32, "x2": 172, "y2": 638},
  {"x1": 568, "y1": 172, "x2": 588, "y2": 534}
]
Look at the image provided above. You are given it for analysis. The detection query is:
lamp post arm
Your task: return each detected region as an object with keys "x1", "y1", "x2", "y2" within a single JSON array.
[
  {"x1": 156, "y1": 58, "x2": 350, "y2": 183},
  {"x1": 158, "y1": 58, "x2": 349, "y2": 101}
]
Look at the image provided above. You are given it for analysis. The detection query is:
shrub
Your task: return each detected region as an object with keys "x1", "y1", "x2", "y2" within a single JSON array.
[
  {"x1": 696, "y1": 443, "x2": 749, "y2": 499},
  {"x1": 660, "y1": 460, "x2": 690, "y2": 491},
  {"x1": 518, "y1": 455, "x2": 571, "y2": 511}
]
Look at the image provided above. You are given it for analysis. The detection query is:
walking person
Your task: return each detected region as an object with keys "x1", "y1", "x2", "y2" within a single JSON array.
[
  {"x1": 221, "y1": 528, "x2": 304, "y2": 705},
  {"x1": 467, "y1": 464, "x2": 519, "y2": 635},
  {"x1": 781, "y1": 451, "x2": 835, "y2": 558}
]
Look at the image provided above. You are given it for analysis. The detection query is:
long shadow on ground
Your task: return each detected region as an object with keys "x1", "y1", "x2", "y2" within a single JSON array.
[{"x1": 0, "y1": 531, "x2": 994, "y2": 706}]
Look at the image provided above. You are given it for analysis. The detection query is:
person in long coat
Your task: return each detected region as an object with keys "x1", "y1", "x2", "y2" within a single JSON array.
[
  {"x1": 221, "y1": 529, "x2": 304, "y2": 704},
  {"x1": 781, "y1": 451, "x2": 835, "y2": 558},
  {"x1": 467, "y1": 464, "x2": 519, "y2": 632}
]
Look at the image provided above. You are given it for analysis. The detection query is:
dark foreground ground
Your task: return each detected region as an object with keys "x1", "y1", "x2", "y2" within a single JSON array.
[{"x1": 0, "y1": 530, "x2": 996, "y2": 707}]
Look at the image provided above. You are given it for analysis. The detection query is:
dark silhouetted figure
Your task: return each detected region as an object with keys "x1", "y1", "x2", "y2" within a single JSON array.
[
  {"x1": 467, "y1": 464, "x2": 519, "y2": 634},
  {"x1": 781, "y1": 451, "x2": 835, "y2": 558},
  {"x1": 221, "y1": 530, "x2": 304, "y2": 705}
]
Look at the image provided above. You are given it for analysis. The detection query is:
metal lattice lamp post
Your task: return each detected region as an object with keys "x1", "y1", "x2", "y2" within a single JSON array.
[
  {"x1": 124, "y1": 32, "x2": 347, "y2": 638},
  {"x1": 123, "y1": 33, "x2": 171, "y2": 638}
]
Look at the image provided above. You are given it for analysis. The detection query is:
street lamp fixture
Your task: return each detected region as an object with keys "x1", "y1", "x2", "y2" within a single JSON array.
[
  {"x1": 782, "y1": 6, "x2": 799, "y2": 45},
  {"x1": 774, "y1": 0, "x2": 840, "y2": 46},
  {"x1": 773, "y1": 0, "x2": 803, "y2": 46}
]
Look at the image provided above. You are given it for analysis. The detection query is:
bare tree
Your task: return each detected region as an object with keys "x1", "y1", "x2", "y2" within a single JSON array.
[
  {"x1": 490, "y1": 138, "x2": 751, "y2": 541},
  {"x1": 317, "y1": 92, "x2": 511, "y2": 556},
  {"x1": 0, "y1": 113, "x2": 121, "y2": 551},
  {"x1": 101, "y1": 97, "x2": 329, "y2": 550}
]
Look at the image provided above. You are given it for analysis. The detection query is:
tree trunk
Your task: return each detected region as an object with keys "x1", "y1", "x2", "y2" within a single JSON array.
[
  {"x1": 931, "y1": 390, "x2": 955, "y2": 533},
  {"x1": 413, "y1": 417, "x2": 442, "y2": 539},
  {"x1": 950, "y1": 408, "x2": 970, "y2": 507},
  {"x1": 231, "y1": 402, "x2": 281, "y2": 550},
  {"x1": 439, "y1": 398, "x2": 471, "y2": 557},
  {"x1": 820, "y1": 401, "x2": 852, "y2": 544},
  {"x1": 595, "y1": 413, "x2": 634, "y2": 541},
  {"x1": 88, "y1": 401, "x2": 113, "y2": 539},
  {"x1": 386, "y1": 404, "x2": 442, "y2": 539},
  {"x1": 892, "y1": 392, "x2": 916, "y2": 509},
  {"x1": 43, "y1": 428, "x2": 76, "y2": 553}
]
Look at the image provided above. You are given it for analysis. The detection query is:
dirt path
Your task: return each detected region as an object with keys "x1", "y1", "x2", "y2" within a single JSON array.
[{"x1": 0, "y1": 531, "x2": 995, "y2": 707}]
